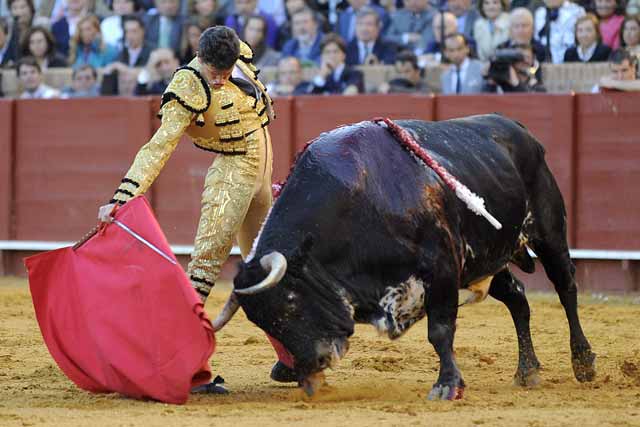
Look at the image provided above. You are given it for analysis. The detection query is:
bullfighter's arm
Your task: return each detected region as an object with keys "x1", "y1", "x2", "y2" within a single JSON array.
[{"x1": 110, "y1": 100, "x2": 194, "y2": 205}]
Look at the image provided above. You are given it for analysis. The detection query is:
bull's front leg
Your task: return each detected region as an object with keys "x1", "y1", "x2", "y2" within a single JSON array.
[{"x1": 425, "y1": 278, "x2": 464, "y2": 400}]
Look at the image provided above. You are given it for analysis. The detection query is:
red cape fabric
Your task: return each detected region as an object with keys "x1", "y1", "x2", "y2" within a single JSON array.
[{"x1": 24, "y1": 196, "x2": 215, "y2": 404}]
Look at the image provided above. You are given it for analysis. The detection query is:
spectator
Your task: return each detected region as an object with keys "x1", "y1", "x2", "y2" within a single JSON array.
[
  {"x1": 281, "y1": 7, "x2": 324, "y2": 65},
  {"x1": 336, "y1": 0, "x2": 389, "y2": 43},
  {"x1": 534, "y1": 0, "x2": 585, "y2": 63},
  {"x1": 498, "y1": 7, "x2": 546, "y2": 63},
  {"x1": 51, "y1": 0, "x2": 88, "y2": 57},
  {"x1": 17, "y1": 56, "x2": 60, "y2": 98},
  {"x1": 595, "y1": 0, "x2": 624, "y2": 49},
  {"x1": 191, "y1": 0, "x2": 225, "y2": 27},
  {"x1": 423, "y1": 11, "x2": 458, "y2": 62},
  {"x1": 101, "y1": 14, "x2": 150, "y2": 92},
  {"x1": 61, "y1": 64, "x2": 100, "y2": 97},
  {"x1": 385, "y1": 0, "x2": 434, "y2": 56},
  {"x1": 69, "y1": 14, "x2": 118, "y2": 68},
  {"x1": 178, "y1": 18, "x2": 204, "y2": 64},
  {"x1": 7, "y1": 0, "x2": 43, "y2": 62},
  {"x1": 0, "y1": 17, "x2": 14, "y2": 68},
  {"x1": 447, "y1": 0, "x2": 480, "y2": 42},
  {"x1": 310, "y1": 33, "x2": 364, "y2": 94},
  {"x1": 143, "y1": 0, "x2": 184, "y2": 53},
  {"x1": 378, "y1": 49, "x2": 432, "y2": 93},
  {"x1": 484, "y1": 43, "x2": 546, "y2": 92},
  {"x1": 118, "y1": 14, "x2": 152, "y2": 66},
  {"x1": 620, "y1": 15, "x2": 640, "y2": 61},
  {"x1": 266, "y1": 55, "x2": 313, "y2": 95},
  {"x1": 345, "y1": 6, "x2": 396, "y2": 66},
  {"x1": 134, "y1": 46, "x2": 177, "y2": 94},
  {"x1": 100, "y1": 0, "x2": 140, "y2": 48},
  {"x1": 440, "y1": 33, "x2": 483, "y2": 94},
  {"x1": 277, "y1": 0, "x2": 328, "y2": 50},
  {"x1": 20, "y1": 26, "x2": 67, "y2": 69},
  {"x1": 243, "y1": 14, "x2": 281, "y2": 67},
  {"x1": 564, "y1": 13, "x2": 611, "y2": 62},
  {"x1": 473, "y1": 0, "x2": 510, "y2": 61},
  {"x1": 224, "y1": 0, "x2": 278, "y2": 48},
  {"x1": 594, "y1": 48, "x2": 640, "y2": 91}
]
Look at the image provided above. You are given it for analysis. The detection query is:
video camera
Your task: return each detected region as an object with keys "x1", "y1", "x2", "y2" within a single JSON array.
[{"x1": 486, "y1": 49, "x2": 525, "y2": 87}]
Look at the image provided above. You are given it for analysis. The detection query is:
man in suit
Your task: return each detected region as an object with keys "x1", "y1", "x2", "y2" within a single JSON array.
[
  {"x1": 143, "y1": 0, "x2": 184, "y2": 54},
  {"x1": 440, "y1": 33, "x2": 484, "y2": 94},
  {"x1": 311, "y1": 33, "x2": 365, "y2": 95},
  {"x1": 119, "y1": 15, "x2": 152, "y2": 67},
  {"x1": 447, "y1": 0, "x2": 480, "y2": 42},
  {"x1": 346, "y1": 6, "x2": 397, "y2": 66},
  {"x1": 385, "y1": 0, "x2": 435, "y2": 55},
  {"x1": 281, "y1": 7, "x2": 324, "y2": 65},
  {"x1": 497, "y1": 8, "x2": 546, "y2": 63},
  {"x1": 336, "y1": 0, "x2": 389, "y2": 43}
]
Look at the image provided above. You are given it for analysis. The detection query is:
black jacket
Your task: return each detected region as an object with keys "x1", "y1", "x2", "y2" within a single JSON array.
[{"x1": 563, "y1": 43, "x2": 612, "y2": 63}]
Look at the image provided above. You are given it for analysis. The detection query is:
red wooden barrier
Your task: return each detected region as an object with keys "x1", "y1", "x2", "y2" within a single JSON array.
[
  {"x1": 435, "y1": 94, "x2": 576, "y2": 245},
  {"x1": 0, "y1": 100, "x2": 12, "y2": 242},
  {"x1": 292, "y1": 94, "x2": 435, "y2": 153},
  {"x1": 574, "y1": 93, "x2": 640, "y2": 249},
  {"x1": 13, "y1": 98, "x2": 152, "y2": 241}
]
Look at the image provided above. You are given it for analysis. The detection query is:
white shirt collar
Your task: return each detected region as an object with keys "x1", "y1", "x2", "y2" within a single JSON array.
[{"x1": 577, "y1": 43, "x2": 597, "y2": 62}]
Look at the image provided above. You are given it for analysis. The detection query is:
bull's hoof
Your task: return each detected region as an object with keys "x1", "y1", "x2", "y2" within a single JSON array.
[
  {"x1": 513, "y1": 367, "x2": 541, "y2": 387},
  {"x1": 270, "y1": 361, "x2": 298, "y2": 383},
  {"x1": 427, "y1": 384, "x2": 465, "y2": 401},
  {"x1": 572, "y1": 351, "x2": 597, "y2": 382}
]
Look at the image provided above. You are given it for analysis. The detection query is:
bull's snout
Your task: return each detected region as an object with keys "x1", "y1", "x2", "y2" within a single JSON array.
[{"x1": 314, "y1": 338, "x2": 350, "y2": 370}]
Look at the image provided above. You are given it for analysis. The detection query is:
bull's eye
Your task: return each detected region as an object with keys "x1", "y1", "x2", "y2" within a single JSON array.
[{"x1": 286, "y1": 292, "x2": 296, "y2": 303}]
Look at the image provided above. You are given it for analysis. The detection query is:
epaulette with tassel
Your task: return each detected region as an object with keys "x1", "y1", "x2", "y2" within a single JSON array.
[{"x1": 159, "y1": 66, "x2": 211, "y2": 127}]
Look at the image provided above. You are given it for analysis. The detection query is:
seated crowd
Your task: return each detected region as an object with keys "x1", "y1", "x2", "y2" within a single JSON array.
[{"x1": 0, "y1": 0, "x2": 638, "y2": 98}]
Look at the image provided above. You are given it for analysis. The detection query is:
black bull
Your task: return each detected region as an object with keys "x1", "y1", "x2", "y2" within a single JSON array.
[{"x1": 229, "y1": 114, "x2": 596, "y2": 399}]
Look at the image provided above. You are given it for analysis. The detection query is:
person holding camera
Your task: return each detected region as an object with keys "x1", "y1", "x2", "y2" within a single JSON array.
[
  {"x1": 483, "y1": 43, "x2": 546, "y2": 93},
  {"x1": 440, "y1": 33, "x2": 484, "y2": 94}
]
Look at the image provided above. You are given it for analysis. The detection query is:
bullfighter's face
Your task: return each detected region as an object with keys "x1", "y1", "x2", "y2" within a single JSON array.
[{"x1": 234, "y1": 252, "x2": 354, "y2": 383}]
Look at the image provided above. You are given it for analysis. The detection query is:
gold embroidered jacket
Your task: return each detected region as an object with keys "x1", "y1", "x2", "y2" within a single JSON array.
[{"x1": 110, "y1": 42, "x2": 274, "y2": 205}]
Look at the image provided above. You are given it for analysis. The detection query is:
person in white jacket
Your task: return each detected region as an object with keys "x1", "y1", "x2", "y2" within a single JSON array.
[
  {"x1": 534, "y1": 0, "x2": 585, "y2": 63},
  {"x1": 473, "y1": 0, "x2": 510, "y2": 61}
]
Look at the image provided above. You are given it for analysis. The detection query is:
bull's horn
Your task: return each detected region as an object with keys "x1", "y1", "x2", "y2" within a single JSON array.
[
  {"x1": 211, "y1": 293, "x2": 240, "y2": 332},
  {"x1": 234, "y1": 252, "x2": 287, "y2": 295}
]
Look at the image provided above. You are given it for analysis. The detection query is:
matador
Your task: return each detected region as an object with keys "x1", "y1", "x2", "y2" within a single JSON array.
[{"x1": 99, "y1": 26, "x2": 297, "y2": 385}]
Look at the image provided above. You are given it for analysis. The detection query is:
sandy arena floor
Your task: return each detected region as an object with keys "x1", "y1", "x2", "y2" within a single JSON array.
[{"x1": 1, "y1": 276, "x2": 639, "y2": 427}]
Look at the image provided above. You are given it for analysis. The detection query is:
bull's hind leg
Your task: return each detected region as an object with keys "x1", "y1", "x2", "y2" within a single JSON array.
[
  {"x1": 528, "y1": 166, "x2": 596, "y2": 382},
  {"x1": 424, "y1": 272, "x2": 465, "y2": 400},
  {"x1": 489, "y1": 269, "x2": 541, "y2": 386}
]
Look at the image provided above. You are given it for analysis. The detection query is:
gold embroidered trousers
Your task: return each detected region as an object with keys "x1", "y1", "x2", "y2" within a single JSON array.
[{"x1": 188, "y1": 127, "x2": 273, "y2": 301}]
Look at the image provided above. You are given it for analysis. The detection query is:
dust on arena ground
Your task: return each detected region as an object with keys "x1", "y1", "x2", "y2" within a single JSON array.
[{"x1": 1, "y1": 276, "x2": 639, "y2": 427}]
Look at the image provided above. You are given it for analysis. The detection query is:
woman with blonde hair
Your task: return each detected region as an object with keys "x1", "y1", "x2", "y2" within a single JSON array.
[
  {"x1": 69, "y1": 14, "x2": 118, "y2": 69},
  {"x1": 564, "y1": 13, "x2": 612, "y2": 61},
  {"x1": 473, "y1": 0, "x2": 510, "y2": 61}
]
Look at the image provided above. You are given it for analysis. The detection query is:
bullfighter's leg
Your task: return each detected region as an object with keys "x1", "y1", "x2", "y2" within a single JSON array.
[
  {"x1": 235, "y1": 129, "x2": 297, "y2": 383},
  {"x1": 424, "y1": 269, "x2": 465, "y2": 400},
  {"x1": 489, "y1": 269, "x2": 541, "y2": 386},
  {"x1": 527, "y1": 165, "x2": 596, "y2": 382}
]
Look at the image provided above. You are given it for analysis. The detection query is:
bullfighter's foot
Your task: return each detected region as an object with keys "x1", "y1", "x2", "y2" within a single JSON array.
[
  {"x1": 513, "y1": 366, "x2": 541, "y2": 387},
  {"x1": 427, "y1": 381, "x2": 465, "y2": 401},
  {"x1": 270, "y1": 361, "x2": 298, "y2": 383},
  {"x1": 572, "y1": 350, "x2": 596, "y2": 382},
  {"x1": 191, "y1": 375, "x2": 229, "y2": 394}
]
